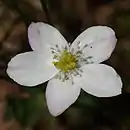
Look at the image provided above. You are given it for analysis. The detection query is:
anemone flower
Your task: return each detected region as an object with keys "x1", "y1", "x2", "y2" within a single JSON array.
[{"x1": 7, "y1": 22, "x2": 122, "y2": 116}]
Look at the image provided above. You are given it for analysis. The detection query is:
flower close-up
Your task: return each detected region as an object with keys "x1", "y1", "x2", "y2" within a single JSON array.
[{"x1": 7, "y1": 22, "x2": 122, "y2": 116}]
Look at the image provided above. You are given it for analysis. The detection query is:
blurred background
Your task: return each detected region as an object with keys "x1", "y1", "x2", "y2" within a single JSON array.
[{"x1": 0, "y1": 0, "x2": 130, "y2": 130}]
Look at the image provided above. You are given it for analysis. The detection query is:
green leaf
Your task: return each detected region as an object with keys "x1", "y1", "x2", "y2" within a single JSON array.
[
  {"x1": 4, "y1": 105, "x2": 14, "y2": 121},
  {"x1": 6, "y1": 88, "x2": 45, "y2": 128},
  {"x1": 22, "y1": 87, "x2": 43, "y2": 95},
  {"x1": 77, "y1": 91, "x2": 99, "y2": 108}
]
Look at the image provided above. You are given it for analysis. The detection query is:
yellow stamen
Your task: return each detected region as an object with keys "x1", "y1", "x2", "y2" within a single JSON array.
[{"x1": 53, "y1": 50, "x2": 77, "y2": 73}]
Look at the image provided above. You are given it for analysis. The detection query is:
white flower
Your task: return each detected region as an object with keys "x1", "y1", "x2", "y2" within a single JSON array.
[{"x1": 7, "y1": 22, "x2": 122, "y2": 116}]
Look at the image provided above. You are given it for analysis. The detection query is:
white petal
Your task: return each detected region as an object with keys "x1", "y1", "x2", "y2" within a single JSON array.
[
  {"x1": 71, "y1": 26, "x2": 117, "y2": 63},
  {"x1": 7, "y1": 52, "x2": 58, "y2": 86},
  {"x1": 46, "y1": 77, "x2": 81, "y2": 116},
  {"x1": 28, "y1": 22, "x2": 68, "y2": 52},
  {"x1": 81, "y1": 64, "x2": 122, "y2": 97}
]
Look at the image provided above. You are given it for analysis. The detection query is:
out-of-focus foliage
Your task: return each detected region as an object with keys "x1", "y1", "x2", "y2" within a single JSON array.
[
  {"x1": 0, "y1": 0, "x2": 130, "y2": 130},
  {"x1": 5, "y1": 87, "x2": 44, "y2": 128}
]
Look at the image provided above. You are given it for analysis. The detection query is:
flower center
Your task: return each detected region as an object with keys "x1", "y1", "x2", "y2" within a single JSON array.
[
  {"x1": 53, "y1": 50, "x2": 77, "y2": 73},
  {"x1": 51, "y1": 42, "x2": 92, "y2": 82}
]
